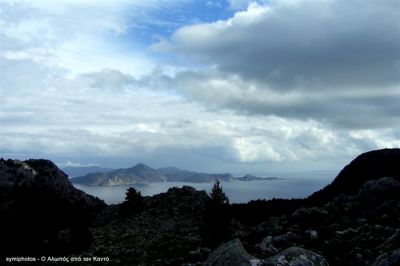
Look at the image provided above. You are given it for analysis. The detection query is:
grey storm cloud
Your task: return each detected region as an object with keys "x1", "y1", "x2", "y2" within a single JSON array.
[
  {"x1": 151, "y1": 0, "x2": 400, "y2": 129},
  {"x1": 155, "y1": 0, "x2": 400, "y2": 90}
]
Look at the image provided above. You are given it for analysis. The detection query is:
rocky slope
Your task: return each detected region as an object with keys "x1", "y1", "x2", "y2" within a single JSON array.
[
  {"x1": 89, "y1": 186, "x2": 210, "y2": 265},
  {"x1": 0, "y1": 159, "x2": 105, "y2": 256},
  {"x1": 226, "y1": 176, "x2": 400, "y2": 265},
  {"x1": 307, "y1": 148, "x2": 400, "y2": 203}
]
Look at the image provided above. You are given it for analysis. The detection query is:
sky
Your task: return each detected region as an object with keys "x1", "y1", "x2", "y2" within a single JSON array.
[{"x1": 0, "y1": 0, "x2": 399, "y2": 175}]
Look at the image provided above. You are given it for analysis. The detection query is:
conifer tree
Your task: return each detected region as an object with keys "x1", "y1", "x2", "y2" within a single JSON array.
[
  {"x1": 210, "y1": 179, "x2": 229, "y2": 205},
  {"x1": 119, "y1": 187, "x2": 144, "y2": 216},
  {"x1": 203, "y1": 179, "x2": 231, "y2": 247}
]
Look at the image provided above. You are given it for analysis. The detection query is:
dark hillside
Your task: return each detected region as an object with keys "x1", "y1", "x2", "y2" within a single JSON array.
[
  {"x1": 307, "y1": 148, "x2": 400, "y2": 204},
  {"x1": 0, "y1": 159, "x2": 105, "y2": 257}
]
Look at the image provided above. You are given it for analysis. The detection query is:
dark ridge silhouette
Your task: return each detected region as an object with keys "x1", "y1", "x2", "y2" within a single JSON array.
[
  {"x1": 0, "y1": 158, "x2": 105, "y2": 257},
  {"x1": 307, "y1": 148, "x2": 400, "y2": 204}
]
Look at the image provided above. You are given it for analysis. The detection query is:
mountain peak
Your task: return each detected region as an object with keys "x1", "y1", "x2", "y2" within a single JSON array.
[{"x1": 131, "y1": 163, "x2": 152, "y2": 170}]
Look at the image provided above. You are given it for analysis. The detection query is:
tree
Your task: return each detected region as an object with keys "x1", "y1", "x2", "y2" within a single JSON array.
[
  {"x1": 210, "y1": 179, "x2": 229, "y2": 205},
  {"x1": 119, "y1": 187, "x2": 144, "y2": 217},
  {"x1": 125, "y1": 187, "x2": 143, "y2": 203},
  {"x1": 203, "y1": 179, "x2": 231, "y2": 248}
]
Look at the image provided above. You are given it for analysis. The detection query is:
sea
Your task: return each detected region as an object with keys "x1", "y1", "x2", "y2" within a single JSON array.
[{"x1": 73, "y1": 171, "x2": 336, "y2": 204}]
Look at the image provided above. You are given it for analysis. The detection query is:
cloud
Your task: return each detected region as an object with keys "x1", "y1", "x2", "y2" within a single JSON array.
[
  {"x1": 227, "y1": 0, "x2": 266, "y2": 10},
  {"x1": 0, "y1": 0, "x2": 399, "y2": 171},
  {"x1": 152, "y1": 0, "x2": 400, "y2": 129},
  {"x1": 231, "y1": 136, "x2": 283, "y2": 162},
  {"x1": 0, "y1": 0, "x2": 177, "y2": 77},
  {"x1": 137, "y1": 69, "x2": 399, "y2": 129},
  {"x1": 155, "y1": 0, "x2": 399, "y2": 89},
  {"x1": 59, "y1": 161, "x2": 100, "y2": 168},
  {"x1": 1, "y1": 63, "x2": 398, "y2": 169}
]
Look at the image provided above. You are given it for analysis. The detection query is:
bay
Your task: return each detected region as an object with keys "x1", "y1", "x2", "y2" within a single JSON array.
[{"x1": 73, "y1": 171, "x2": 334, "y2": 204}]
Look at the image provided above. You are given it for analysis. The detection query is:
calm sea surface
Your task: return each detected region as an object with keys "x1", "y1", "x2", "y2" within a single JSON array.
[{"x1": 73, "y1": 171, "x2": 335, "y2": 204}]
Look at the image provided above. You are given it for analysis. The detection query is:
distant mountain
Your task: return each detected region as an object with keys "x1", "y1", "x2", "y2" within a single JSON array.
[
  {"x1": 72, "y1": 163, "x2": 166, "y2": 186},
  {"x1": 236, "y1": 175, "x2": 281, "y2": 181},
  {"x1": 157, "y1": 167, "x2": 235, "y2": 183},
  {"x1": 62, "y1": 166, "x2": 114, "y2": 178},
  {"x1": 70, "y1": 164, "x2": 278, "y2": 186}
]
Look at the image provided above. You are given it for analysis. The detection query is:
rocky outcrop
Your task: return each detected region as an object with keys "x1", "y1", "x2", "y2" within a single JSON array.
[
  {"x1": 204, "y1": 238, "x2": 260, "y2": 266},
  {"x1": 308, "y1": 148, "x2": 400, "y2": 203},
  {"x1": 258, "y1": 232, "x2": 300, "y2": 257},
  {"x1": 0, "y1": 158, "x2": 105, "y2": 256},
  {"x1": 358, "y1": 177, "x2": 400, "y2": 204},
  {"x1": 371, "y1": 249, "x2": 400, "y2": 266},
  {"x1": 205, "y1": 240, "x2": 328, "y2": 266},
  {"x1": 0, "y1": 159, "x2": 104, "y2": 207},
  {"x1": 262, "y1": 247, "x2": 328, "y2": 266}
]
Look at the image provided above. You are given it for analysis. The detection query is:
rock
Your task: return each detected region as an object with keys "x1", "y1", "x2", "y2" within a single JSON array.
[
  {"x1": 256, "y1": 217, "x2": 285, "y2": 235},
  {"x1": 335, "y1": 228, "x2": 359, "y2": 239},
  {"x1": 258, "y1": 236, "x2": 278, "y2": 256},
  {"x1": 378, "y1": 230, "x2": 400, "y2": 252},
  {"x1": 359, "y1": 177, "x2": 400, "y2": 205},
  {"x1": 305, "y1": 230, "x2": 318, "y2": 241},
  {"x1": 261, "y1": 247, "x2": 329, "y2": 266},
  {"x1": 291, "y1": 207, "x2": 329, "y2": 225},
  {"x1": 357, "y1": 218, "x2": 368, "y2": 225},
  {"x1": 204, "y1": 238, "x2": 261, "y2": 266},
  {"x1": 333, "y1": 194, "x2": 353, "y2": 205},
  {"x1": 186, "y1": 247, "x2": 211, "y2": 261},
  {"x1": 272, "y1": 232, "x2": 300, "y2": 248},
  {"x1": 258, "y1": 232, "x2": 300, "y2": 256},
  {"x1": 371, "y1": 249, "x2": 400, "y2": 266}
]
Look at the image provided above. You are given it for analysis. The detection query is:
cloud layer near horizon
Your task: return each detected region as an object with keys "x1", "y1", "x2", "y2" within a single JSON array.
[{"x1": 0, "y1": 0, "x2": 399, "y2": 171}]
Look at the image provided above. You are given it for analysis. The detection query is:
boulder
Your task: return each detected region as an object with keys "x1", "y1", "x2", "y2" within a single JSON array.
[
  {"x1": 377, "y1": 230, "x2": 400, "y2": 252},
  {"x1": 258, "y1": 232, "x2": 300, "y2": 256},
  {"x1": 305, "y1": 230, "x2": 318, "y2": 241},
  {"x1": 358, "y1": 177, "x2": 400, "y2": 205},
  {"x1": 262, "y1": 247, "x2": 328, "y2": 266},
  {"x1": 272, "y1": 232, "x2": 300, "y2": 248},
  {"x1": 258, "y1": 236, "x2": 278, "y2": 256},
  {"x1": 291, "y1": 207, "x2": 329, "y2": 225},
  {"x1": 371, "y1": 249, "x2": 400, "y2": 266},
  {"x1": 204, "y1": 238, "x2": 261, "y2": 266},
  {"x1": 256, "y1": 217, "x2": 286, "y2": 235}
]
